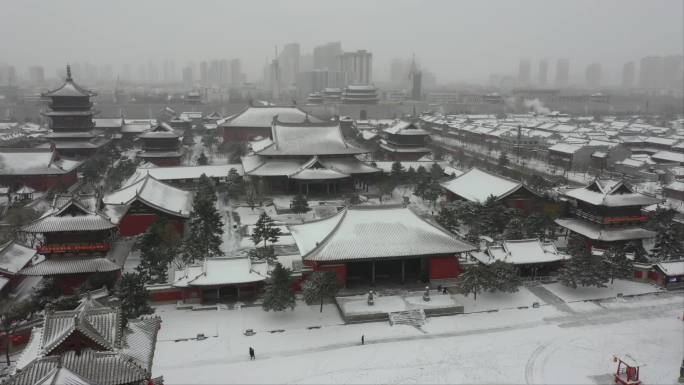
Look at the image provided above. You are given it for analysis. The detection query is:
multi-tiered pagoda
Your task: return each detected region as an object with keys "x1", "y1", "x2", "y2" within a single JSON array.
[
  {"x1": 555, "y1": 179, "x2": 661, "y2": 250},
  {"x1": 379, "y1": 120, "x2": 431, "y2": 160},
  {"x1": 138, "y1": 122, "x2": 183, "y2": 166},
  {"x1": 41, "y1": 65, "x2": 109, "y2": 158}
]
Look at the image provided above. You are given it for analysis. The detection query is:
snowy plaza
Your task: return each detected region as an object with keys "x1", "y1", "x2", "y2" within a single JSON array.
[{"x1": 153, "y1": 286, "x2": 683, "y2": 385}]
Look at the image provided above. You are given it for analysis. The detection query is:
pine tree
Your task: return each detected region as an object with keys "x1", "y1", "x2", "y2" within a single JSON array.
[
  {"x1": 456, "y1": 264, "x2": 490, "y2": 300},
  {"x1": 302, "y1": 271, "x2": 341, "y2": 312},
  {"x1": 651, "y1": 225, "x2": 683, "y2": 261},
  {"x1": 136, "y1": 217, "x2": 180, "y2": 283},
  {"x1": 429, "y1": 163, "x2": 444, "y2": 180},
  {"x1": 558, "y1": 234, "x2": 609, "y2": 289},
  {"x1": 182, "y1": 128, "x2": 194, "y2": 146},
  {"x1": 604, "y1": 246, "x2": 634, "y2": 284},
  {"x1": 226, "y1": 167, "x2": 243, "y2": 198},
  {"x1": 262, "y1": 263, "x2": 296, "y2": 312},
  {"x1": 115, "y1": 272, "x2": 153, "y2": 322},
  {"x1": 498, "y1": 152, "x2": 510, "y2": 168},
  {"x1": 251, "y1": 212, "x2": 282, "y2": 248},
  {"x1": 197, "y1": 152, "x2": 209, "y2": 166},
  {"x1": 0, "y1": 300, "x2": 33, "y2": 366},
  {"x1": 486, "y1": 261, "x2": 521, "y2": 293},
  {"x1": 390, "y1": 161, "x2": 405, "y2": 182},
  {"x1": 436, "y1": 207, "x2": 459, "y2": 233},
  {"x1": 290, "y1": 195, "x2": 310, "y2": 216},
  {"x1": 502, "y1": 217, "x2": 525, "y2": 239},
  {"x1": 181, "y1": 175, "x2": 224, "y2": 265}
]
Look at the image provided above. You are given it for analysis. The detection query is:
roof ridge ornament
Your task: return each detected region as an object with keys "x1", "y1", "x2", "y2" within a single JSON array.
[{"x1": 66, "y1": 64, "x2": 72, "y2": 81}]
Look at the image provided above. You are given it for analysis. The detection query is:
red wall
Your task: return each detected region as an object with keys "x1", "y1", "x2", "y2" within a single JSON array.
[
  {"x1": 55, "y1": 274, "x2": 90, "y2": 295},
  {"x1": 223, "y1": 127, "x2": 271, "y2": 143},
  {"x1": 306, "y1": 261, "x2": 348, "y2": 284},
  {"x1": 429, "y1": 256, "x2": 461, "y2": 279},
  {"x1": 1, "y1": 170, "x2": 78, "y2": 192},
  {"x1": 150, "y1": 287, "x2": 201, "y2": 303},
  {"x1": 119, "y1": 214, "x2": 184, "y2": 237}
]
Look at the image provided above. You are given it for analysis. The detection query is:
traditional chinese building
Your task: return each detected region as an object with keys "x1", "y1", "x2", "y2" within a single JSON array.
[
  {"x1": 379, "y1": 120, "x2": 431, "y2": 161},
  {"x1": 0, "y1": 148, "x2": 82, "y2": 191},
  {"x1": 341, "y1": 85, "x2": 379, "y2": 104},
  {"x1": 555, "y1": 179, "x2": 661, "y2": 249},
  {"x1": 137, "y1": 122, "x2": 183, "y2": 166},
  {"x1": 0, "y1": 241, "x2": 36, "y2": 295},
  {"x1": 221, "y1": 105, "x2": 322, "y2": 143},
  {"x1": 440, "y1": 167, "x2": 542, "y2": 214},
  {"x1": 289, "y1": 205, "x2": 476, "y2": 287},
  {"x1": 470, "y1": 238, "x2": 570, "y2": 278},
  {"x1": 40, "y1": 65, "x2": 110, "y2": 158},
  {"x1": 7, "y1": 298, "x2": 162, "y2": 385},
  {"x1": 103, "y1": 173, "x2": 192, "y2": 236},
  {"x1": 18, "y1": 198, "x2": 131, "y2": 293},
  {"x1": 241, "y1": 116, "x2": 379, "y2": 195}
]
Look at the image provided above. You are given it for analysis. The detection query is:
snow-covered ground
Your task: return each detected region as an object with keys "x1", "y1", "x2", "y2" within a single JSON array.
[
  {"x1": 543, "y1": 279, "x2": 663, "y2": 302},
  {"x1": 152, "y1": 291, "x2": 683, "y2": 384}
]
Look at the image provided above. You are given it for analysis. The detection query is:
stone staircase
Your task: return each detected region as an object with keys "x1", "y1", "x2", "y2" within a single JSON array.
[{"x1": 388, "y1": 309, "x2": 426, "y2": 327}]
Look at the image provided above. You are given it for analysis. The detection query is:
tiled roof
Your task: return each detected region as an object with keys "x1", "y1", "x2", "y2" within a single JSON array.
[
  {"x1": 0, "y1": 148, "x2": 82, "y2": 176},
  {"x1": 564, "y1": 179, "x2": 660, "y2": 207},
  {"x1": 440, "y1": 167, "x2": 530, "y2": 203},
  {"x1": 289, "y1": 205, "x2": 476, "y2": 262},
  {"x1": 0, "y1": 241, "x2": 36, "y2": 274},
  {"x1": 22, "y1": 214, "x2": 116, "y2": 233},
  {"x1": 33, "y1": 366, "x2": 93, "y2": 385},
  {"x1": 383, "y1": 120, "x2": 429, "y2": 136},
  {"x1": 256, "y1": 118, "x2": 367, "y2": 156},
  {"x1": 19, "y1": 258, "x2": 121, "y2": 276},
  {"x1": 221, "y1": 106, "x2": 321, "y2": 128},
  {"x1": 103, "y1": 174, "x2": 192, "y2": 218},
  {"x1": 555, "y1": 218, "x2": 656, "y2": 241}
]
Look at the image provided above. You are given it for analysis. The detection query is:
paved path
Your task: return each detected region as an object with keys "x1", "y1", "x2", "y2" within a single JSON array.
[{"x1": 525, "y1": 284, "x2": 576, "y2": 314}]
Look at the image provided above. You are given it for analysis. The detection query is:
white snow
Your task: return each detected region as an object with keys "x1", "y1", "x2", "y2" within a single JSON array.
[
  {"x1": 542, "y1": 279, "x2": 662, "y2": 302},
  {"x1": 152, "y1": 293, "x2": 683, "y2": 385}
]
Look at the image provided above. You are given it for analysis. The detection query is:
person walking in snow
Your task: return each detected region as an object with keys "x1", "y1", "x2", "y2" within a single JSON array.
[
  {"x1": 249, "y1": 347, "x2": 255, "y2": 360},
  {"x1": 361, "y1": 335, "x2": 365, "y2": 345}
]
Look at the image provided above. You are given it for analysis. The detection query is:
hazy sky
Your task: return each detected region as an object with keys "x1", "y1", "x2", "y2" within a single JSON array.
[{"x1": 2, "y1": 0, "x2": 682, "y2": 83}]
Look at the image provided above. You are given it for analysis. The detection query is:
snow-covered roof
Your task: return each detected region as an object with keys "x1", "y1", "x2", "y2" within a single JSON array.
[
  {"x1": 555, "y1": 218, "x2": 655, "y2": 241},
  {"x1": 256, "y1": 118, "x2": 366, "y2": 156},
  {"x1": 289, "y1": 156, "x2": 351, "y2": 180},
  {"x1": 440, "y1": 167, "x2": 530, "y2": 203},
  {"x1": 472, "y1": 239, "x2": 569, "y2": 265},
  {"x1": 42, "y1": 70, "x2": 95, "y2": 98},
  {"x1": 221, "y1": 106, "x2": 321, "y2": 128},
  {"x1": 243, "y1": 155, "x2": 378, "y2": 177},
  {"x1": 289, "y1": 205, "x2": 476, "y2": 262},
  {"x1": 564, "y1": 180, "x2": 660, "y2": 207},
  {"x1": 0, "y1": 242, "x2": 36, "y2": 275},
  {"x1": 665, "y1": 180, "x2": 684, "y2": 192},
  {"x1": 125, "y1": 164, "x2": 244, "y2": 185},
  {"x1": 172, "y1": 257, "x2": 268, "y2": 287},
  {"x1": 103, "y1": 174, "x2": 192, "y2": 218},
  {"x1": 383, "y1": 120, "x2": 429, "y2": 136},
  {"x1": 21, "y1": 200, "x2": 115, "y2": 233},
  {"x1": 655, "y1": 260, "x2": 684, "y2": 276},
  {"x1": 651, "y1": 151, "x2": 684, "y2": 163},
  {"x1": 20, "y1": 240, "x2": 133, "y2": 276},
  {"x1": 0, "y1": 148, "x2": 83, "y2": 176},
  {"x1": 93, "y1": 118, "x2": 124, "y2": 129},
  {"x1": 548, "y1": 143, "x2": 583, "y2": 154}
]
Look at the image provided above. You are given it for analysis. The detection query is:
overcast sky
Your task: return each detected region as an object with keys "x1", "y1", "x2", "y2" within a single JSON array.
[{"x1": 1, "y1": 0, "x2": 682, "y2": 83}]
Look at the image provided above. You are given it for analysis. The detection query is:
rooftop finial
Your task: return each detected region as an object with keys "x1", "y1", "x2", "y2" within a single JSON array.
[{"x1": 66, "y1": 64, "x2": 72, "y2": 81}]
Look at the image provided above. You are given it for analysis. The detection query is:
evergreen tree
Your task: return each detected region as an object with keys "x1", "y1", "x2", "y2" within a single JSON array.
[
  {"x1": 456, "y1": 264, "x2": 489, "y2": 300},
  {"x1": 378, "y1": 175, "x2": 397, "y2": 202},
  {"x1": 558, "y1": 234, "x2": 609, "y2": 289},
  {"x1": 251, "y1": 212, "x2": 282, "y2": 248},
  {"x1": 405, "y1": 166, "x2": 417, "y2": 181},
  {"x1": 105, "y1": 158, "x2": 139, "y2": 190},
  {"x1": 498, "y1": 151, "x2": 510, "y2": 168},
  {"x1": 521, "y1": 212, "x2": 549, "y2": 240},
  {"x1": 415, "y1": 165, "x2": 428, "y2": 181},
  {"x1": 182, "y1": 128, "x2": 195, "y2": 146},
  {"x1": 436, "y1": 207, "x2": 458, "y2": 233},
  {"x1": 290, "y1": 195, "x2": 310, "y2": 216},
  {"x1": 202, "y1": 131, "x2": 218, "y2": 149},
  {"x1": 181, "y1": 175, "x2": 224, "y2": 264},
  {"x1": 115, "y1": 272, "x2": 153, "y2": 322},
  {"x1": 302, "y1": 271, "x2": 341, "y2": 312},
  {"x1": 429, "y1": 163, "x2": 444, "y2": 180},
  {"x1": 245, "y1": 180, "x2": 259, "y2": 211},
  {"x1": 604, "y1": 246, "x2": 634, "y2": 284},
  {"x1": 0, "y1": 300, "x2": 33, "y2": 366},
  {"x1": 486, "y1": 261, "x2": 521, "y2": 293},
  {"x1": 262, "y1": 263, "x2": 296, "y2": 312},
  {"x1": 196, "y1": 152, "x2": 209, "y2": 166},
  {"x1": 651, "y1": 225, "x2": 683, "y2": 261},
  {"x1": 226, "y1": 167, "x2": 243, "y2": 198},
  {"x1": 502, "y1": 217, "x2": 525, "y2": 239},
  {"x1": 136, "y1": 217, "x2": 180, "y2": 283},
  {"x1": 390, "y1": 161, "x2": 405, "y2": 182}
]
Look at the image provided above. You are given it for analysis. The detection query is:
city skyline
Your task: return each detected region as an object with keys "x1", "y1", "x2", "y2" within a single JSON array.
[{"x1": 0, "y1": 0, "x2": 681, "y2": 84}]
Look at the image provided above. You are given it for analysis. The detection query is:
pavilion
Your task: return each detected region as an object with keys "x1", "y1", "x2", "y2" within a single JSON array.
[
  {"x1": 289, "y1": 205, "x2": 476, "y2": 287},
  {"x1": 241, "y1": 116, "x2": 380, "y2": 195}
]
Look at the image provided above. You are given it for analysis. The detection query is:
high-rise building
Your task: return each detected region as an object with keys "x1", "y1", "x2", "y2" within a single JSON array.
[
  {"x1": 300, "y1": 53, "x2": 313, "y2": 72},
  {"x1": 28, "y1": 66, "x2": 45, "y2": 85},
  {"x1": 538, "y1": 59, "x2": 548, "y2": 86},
  {"x1": 163, "y1": 59, "x2": 176, "y2": 83},
  {"x1": 518, "y1": 59, "x2": 531, "y2": 86},
  {"x1": 585, "y1": 63, "x2": 602, "y2": 89},
  {"x1": 339, "y1": 50, "x2": 373, "y2": 85},
  {"x1": 0, "y1": 64, "x2": 16, "y2": 86},
  {"x1": 230, "y1": 58, "x2": 243, "y2": 85},
  {"x1": 409, "y1": 56, "x2": 422, "y2": 100},
  {"x1": 279, "y1": 43, "x2": 300, "y2": 87},
  {"x1": 147, "y1": 60, "x2": 158, "y2": 83},
  {"x1": 555, "y1": 58, "x2": 570, "y2": 87},
  {"x1": 313, "y1": 42, "x2": 342, "y2": 70},
  {"x1": 662, "y1": 55, "x2": 683, "y2": 91},
  {"x1": 296, "y1": 69, "x2": 345, "y2": 97},
  {"x1": 182, "y1": 65, "x2": 193, "y2": 88},
  {"x1": 621, "y1": 61, "x2": 635, "y2": 88},
  {"x1": 390, "y1": 58, "x2": 409, "y2": 86},
  {"x1": 200, "y1": 61, "x2": 208, "y2": 85}
]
